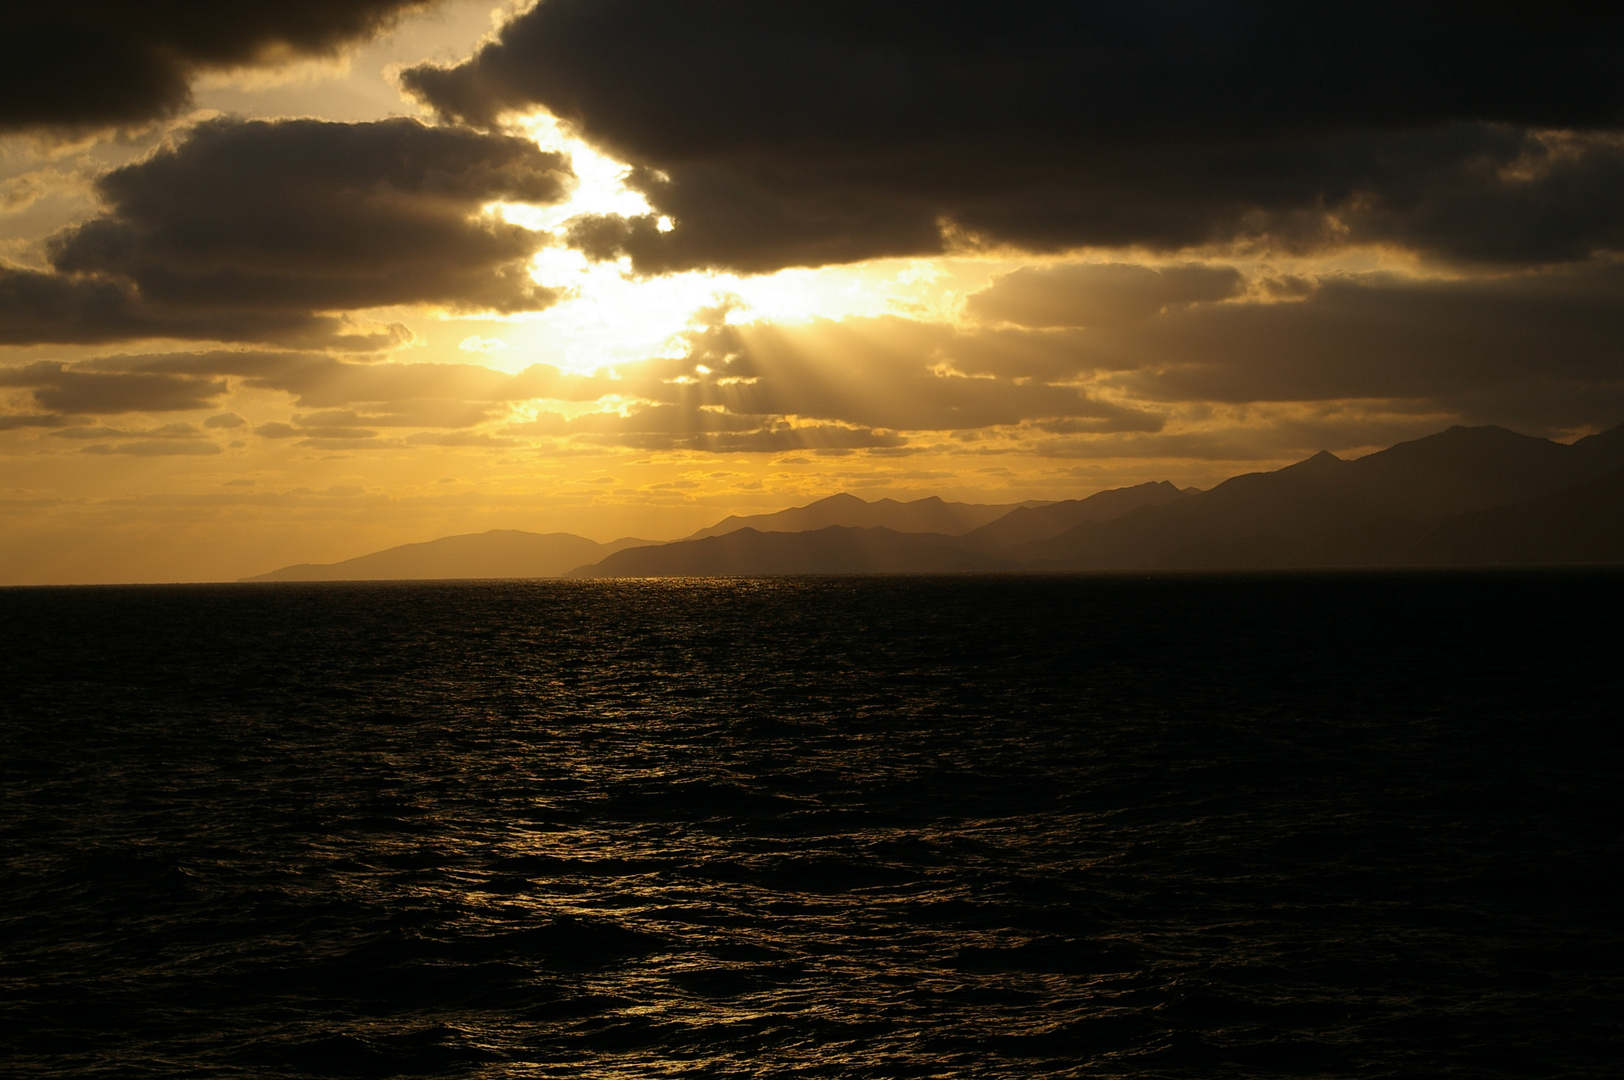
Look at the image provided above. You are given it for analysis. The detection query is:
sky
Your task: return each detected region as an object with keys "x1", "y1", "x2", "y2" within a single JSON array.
[{"x1": 3, "y1": 1, "x2": 1623, "y2": 583}]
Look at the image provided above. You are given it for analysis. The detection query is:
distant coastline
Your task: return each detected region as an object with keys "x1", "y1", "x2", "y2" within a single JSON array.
[{"x1": 244, "y1": 422, "x2": 1624, "y2": 581}]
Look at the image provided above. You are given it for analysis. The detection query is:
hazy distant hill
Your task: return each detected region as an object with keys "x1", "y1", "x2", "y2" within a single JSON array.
[
  {"x1": 955, "y1": 481, "x2": 1188, "y2": 552},
  {"x1": 250, "y1": 422, "x2": 1624, "y2": 581},
  {"x1": 1326, "y1": 424, "x2": 1623, "y2": 517},
  {"x1": 569, "y1": 526, "x2": 1007, "y2": 577},
  {"x1": 563, "y1": 422, "x2": 1624, "y2": 576},
  {"x1": 1015, "y1": 451, "x2": 1394, "y2": 569},
  {"x1": 1403, "y1": 468, "x2": 1624, "y2": 565},
  {"x1": 683, "y1": 493, "x2": 1046, "y2": 539},
  {"x1": 244, "y1": 530, "x2": 652, "y2": 582}
]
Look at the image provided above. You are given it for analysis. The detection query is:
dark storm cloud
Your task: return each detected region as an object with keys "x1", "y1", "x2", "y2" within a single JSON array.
[
  {"x1": 1335, "y1": 131, "x2": 1624, "y2": 265},
  {"x1": 967, "y1": 263, "x2": 1245, "y2": 329},
  {"x1": 403, "y1": 1, "x2": 1624, "y2": 271},
  {"x1": 561, "y1": 165, "x2": 947, "y2": 275},
  {"x1": 0, "y1": 264, "x2": 406, "y2": 347},
  {"x1": 1, "y1": 118, "x2": 571, "y2": 346},
  {"x1": 0, "y1": 360, "x2": 227, "y2": 413},
  {"x1": 0, "y1": 267, "x2": 144, "y2": 342},
  {"x1": 0, "y1": 0, "x2": 431, "y2": 131},
  {"x1": 955, "y1": 260, "x2": 1624, "y2": 430},
  {"x1": 47, "y1": 117, "x2": 568, "y2": 311},
  {"x1": 0, "y1": 348, "x2": 615, "y2": 429},
  {"x1": 1103, "y1": 269, "x2": 1624, "y2": 418},
  {"x1": 0, "y1": 412, "x2": 70, "y2": 430}
]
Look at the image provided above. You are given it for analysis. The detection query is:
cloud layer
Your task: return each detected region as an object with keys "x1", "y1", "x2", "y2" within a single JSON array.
[
  {"x1": 7, "y1": 261, "x2": 1622, "y2": 456},
  {"x1": 0, "y1": 0, "x2": 431, "y2": 130},
  {"x1": 2, "y1": 118, "x2": 571, "y2": 345},
  {"x1": 4, "y1": 5, "x2": 1620, "y2": 468},
  {"x1": 404, "y1": 1, "x2": 1624, "y2": 271}
]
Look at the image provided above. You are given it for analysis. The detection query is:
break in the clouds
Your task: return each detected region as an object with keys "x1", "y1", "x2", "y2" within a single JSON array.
[
  {"x1": 1, "y1": 118, "x2": 572, "y2": 345},
  {"x1": 0, "y1": 0, "x2": 432, "y2": 131},
  {"x1": 0, "y1": 360, "x2": 226, "y2": 414},
  {"x1": 405, "y1": 1, "x2": 1624, "y2": 272}
]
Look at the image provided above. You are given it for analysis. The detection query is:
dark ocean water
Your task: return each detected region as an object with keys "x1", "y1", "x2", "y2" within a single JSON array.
[{"x1": 2, "y1": 572, "x2": 1620, "y2": 1079}]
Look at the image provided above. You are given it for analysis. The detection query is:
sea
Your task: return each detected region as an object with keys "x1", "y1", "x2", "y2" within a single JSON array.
[{"x1": 2, "y1": 572, "x2": 1620, "y2": 1079}]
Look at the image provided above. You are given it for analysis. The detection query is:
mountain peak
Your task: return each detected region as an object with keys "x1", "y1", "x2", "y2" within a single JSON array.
[
  {"x1": 1570, "y1": 421, "x2": 1624, "y2": 462},
  {"x1": 808, "y1": 492, "x2": 868, "y2": 507},
  {"x1": 681, "y1": 491, "x2": 1043, "y2": 541},
  {"x1": 1284, "y1": 449, "x2": 1346, "y2": 473},
  {"x1": 1381, "y1": 424, "x2": 1544, "y2": 455}
]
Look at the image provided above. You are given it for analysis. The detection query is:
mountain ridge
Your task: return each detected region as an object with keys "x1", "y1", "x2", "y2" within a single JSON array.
[
  {"x1": 245, "y1": 422, "x2": 1624, "y2": 581},
  {"x1": 954, "y1": 481, "x2": 1188, "y2": 552},
  {"x1": 1018, "y1": 423, "x2": 1624, "y2": 570},
  {"x1": 569, "y1": 526, "x2": 1007, "y2": 578},
  {"x1": 682, "y1": 493, "x2": 1050, "y2": 540},
  {"x1": 243, "y1": 530, "x2": 653, "y2": 582}
]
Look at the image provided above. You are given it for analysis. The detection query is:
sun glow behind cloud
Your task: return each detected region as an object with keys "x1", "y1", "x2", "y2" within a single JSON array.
[
  {"x1": 471, "y1": 113, "x2": 1442, "y2": 380},
  {"x1": 456, "y1": 252, "x2": 997, "y2": 376},
  {"x1": 455, "y1": 112, "x2": 1000, "y2": 375}
]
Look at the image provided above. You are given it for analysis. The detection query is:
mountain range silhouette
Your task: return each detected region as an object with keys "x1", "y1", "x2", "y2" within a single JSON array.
[
  {"x1": 244, "y1": 531, "x2": 653, "y2": 582},
  {"x1": 681, "y1": 493, "x2": 1048, "y2": 539},
  {"x1": 245, "y1": 423, "x2": 1624, "y2": 581}
]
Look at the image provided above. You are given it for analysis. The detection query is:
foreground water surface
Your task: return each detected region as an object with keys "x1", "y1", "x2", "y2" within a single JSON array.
[{"x1": 2, "y1": 573, "x2": 1620, "y2": 1078}]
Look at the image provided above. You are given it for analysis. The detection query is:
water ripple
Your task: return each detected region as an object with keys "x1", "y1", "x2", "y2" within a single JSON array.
[{"x1": 2, "y1": 573, "x2": 1620, "y2": 1077}]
